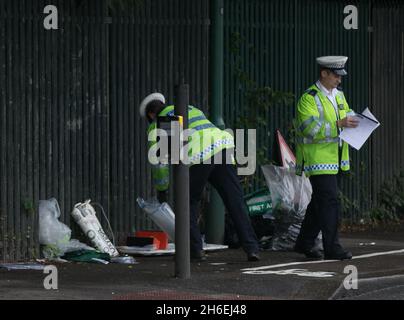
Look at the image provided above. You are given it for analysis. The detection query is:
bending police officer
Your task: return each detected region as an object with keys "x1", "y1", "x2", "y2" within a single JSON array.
[{"x1": 139, "y1": 93, "x2": 260, "y2": 262}]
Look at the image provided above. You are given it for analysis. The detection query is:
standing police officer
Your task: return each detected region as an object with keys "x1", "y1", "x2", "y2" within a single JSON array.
[
  {"x1": 139, "y1": 93, "x2": 260, "y2": 262},
  {"x1": 294, "y1": 56, "x2": 359, "y2": 260}
]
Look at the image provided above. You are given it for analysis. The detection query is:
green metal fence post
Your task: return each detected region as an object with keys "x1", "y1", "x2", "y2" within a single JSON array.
[{"x1": 206, "y1": 0, "x2": 225, "y2": 244}]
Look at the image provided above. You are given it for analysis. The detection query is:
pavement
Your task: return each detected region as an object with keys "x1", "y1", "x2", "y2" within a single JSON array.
[{"x1": 1, "y1": 230, "x2": 404, "y2": 301}]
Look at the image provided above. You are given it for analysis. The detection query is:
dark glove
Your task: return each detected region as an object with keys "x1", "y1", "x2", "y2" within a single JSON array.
[{"x1": 157, "y1": 190, "x2": 168, "y2": 203}]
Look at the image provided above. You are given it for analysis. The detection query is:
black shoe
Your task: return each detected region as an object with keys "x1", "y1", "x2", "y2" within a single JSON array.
[
  {"x1": 247, "y1": 252, "x2": 260, "y2": 262},
  {"x1": 294, "y1": 245, "x2": 323, "y2": 259},
  {"x1": 191, "y1": 250, "x2": 207, "y2": 262},
  {"x1": 324, "y1": 250, "x2": 352, "y2": 260}
]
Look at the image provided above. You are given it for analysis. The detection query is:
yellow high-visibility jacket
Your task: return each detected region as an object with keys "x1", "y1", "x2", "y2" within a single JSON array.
[
  {"x1": 295, "y1": 84, "x2": 355, "y2": 176},
  {"x1": 148, "y1": 105, "x2": 234, "y2": 191}
]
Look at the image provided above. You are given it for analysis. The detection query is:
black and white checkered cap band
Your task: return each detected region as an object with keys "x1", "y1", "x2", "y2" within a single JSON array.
[{"x1": 319, "y1": 63, "x2": 345, "y2": 69}]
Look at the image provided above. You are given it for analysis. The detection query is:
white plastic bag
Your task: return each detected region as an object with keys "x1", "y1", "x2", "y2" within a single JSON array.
[
  {"x1": 39, "y1": 198, "x2": 71, "y2": 246},
  {"x1": 137, "y1": 197, "x2": 175, "y2": 241},
  {"x1": 39, "y1": 198, "x2": 94, "y2": 258},
  {"x1": 71, "y1": 200, "x2": 119, "y2": 257}
]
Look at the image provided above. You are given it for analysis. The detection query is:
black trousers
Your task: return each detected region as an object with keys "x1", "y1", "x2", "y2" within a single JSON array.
[
  {"x1": 296, "y1": 174, "x2": 344, "y2": 256},
  {"x1": 189, "y1": 151, "x2": 259, "y2": 255}
]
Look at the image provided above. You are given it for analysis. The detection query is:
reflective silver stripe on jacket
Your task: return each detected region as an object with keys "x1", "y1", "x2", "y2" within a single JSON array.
[
  {"x1": 299, "y1": 116, "x2": 315, "y2": 132},
  {"x1": 325, "y1": 122, "x2": 331, "y2": 138},
  {"x1": 314, "y1": 95, "x2": 324, "y2": 120},
  {"x1": 189, "y1": 138, "x2": 234, "y2": 163},
  {"x1": 296, "y1": 136, "x2": 339, "y2": 144},
  {"x1": 189, "y1": 115, "x2": 207, "y2": 125},
  {"x1": 308, "y1": 120, "x2": 322, "y2": 138},
  {"x1": 192, "y1": 123, "x2": 216, "y2": 131}
]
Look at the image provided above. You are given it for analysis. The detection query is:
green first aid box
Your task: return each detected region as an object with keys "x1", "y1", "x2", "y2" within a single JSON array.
[{"x1": 244, "y1": 188, "x2": 273, "y2": 217}]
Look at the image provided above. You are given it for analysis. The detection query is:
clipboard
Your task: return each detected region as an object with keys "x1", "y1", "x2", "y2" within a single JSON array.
[
  {"x1": 339, "y1": 107, "x2": 380, "y2": 150},
  {"x1": 354, "y1": 112, "x2": 379, "y2": 125}
]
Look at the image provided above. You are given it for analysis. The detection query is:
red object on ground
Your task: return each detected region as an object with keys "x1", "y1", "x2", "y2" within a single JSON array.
[
  {"x1": 135, "y1": 230, "x2": 169, "y2": 250},
  {"x1": 126, "y1": 236, "x2": 160, "y2": 249}
]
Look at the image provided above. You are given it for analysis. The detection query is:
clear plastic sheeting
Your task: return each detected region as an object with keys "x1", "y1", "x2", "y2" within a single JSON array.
[
  {"x1": 110, "y1": 256, "x2": 138, "y2": 264},
  {"x1": 39, "y1": 198, "x2": 95, "y2": 259},
  {"x1": 0, "y1": 263, "x2": 46, "y2": 271},
  {"x1": 137, "y1": 197, "x2": 175, "y2": 241},
  {"x1": 261, "y1": 165, "x2": 312, "y2": 251}
]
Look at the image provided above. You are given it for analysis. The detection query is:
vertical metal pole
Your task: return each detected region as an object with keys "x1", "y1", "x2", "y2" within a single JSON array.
[
  {"x1": 174, "y1": 84, "x2": 190, "y2": 279},
  {"x1": 207, "y1": 0, "x2": 225, "y2": 244},
  {"x1": 210, "y1": 0, "x2": 225, "y2": 129}
]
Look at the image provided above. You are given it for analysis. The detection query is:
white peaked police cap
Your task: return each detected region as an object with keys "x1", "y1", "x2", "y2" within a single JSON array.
[
  {"x1": 139, "y1": 92, "x2": 165, "y2": 118},
  {"x1": 316, "y1": 56, "x2": 348, "y2": 76}
]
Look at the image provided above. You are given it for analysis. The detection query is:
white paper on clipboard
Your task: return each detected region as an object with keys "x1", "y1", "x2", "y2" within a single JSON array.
[{"x1": 339, "y1": 108, "x2": 380, "y2": 150}]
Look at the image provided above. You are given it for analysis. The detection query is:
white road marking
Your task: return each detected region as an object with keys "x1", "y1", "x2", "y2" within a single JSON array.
[
  {"x1": 329, "y1": 274, "x2": 404, "y2": 300},
  {"x1": 244, "y1": 268, "x2": 336, "y2": 278},
  {"x1": 241, "y1": 249, "x2": 404, "y2": 272}
]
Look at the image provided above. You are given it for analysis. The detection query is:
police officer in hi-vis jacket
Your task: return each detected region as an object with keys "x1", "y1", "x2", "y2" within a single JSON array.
[
  {"x1": 294, "y1": 56, "x2": 359, "y2": 260},
  {"x1": 139, "y1": 93, "x2": 260, "y2": 262}
]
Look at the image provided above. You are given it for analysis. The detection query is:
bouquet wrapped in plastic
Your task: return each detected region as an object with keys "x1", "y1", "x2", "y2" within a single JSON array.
[{"x1": 261, "y1": 165, "x2": 313, "y2": 251}]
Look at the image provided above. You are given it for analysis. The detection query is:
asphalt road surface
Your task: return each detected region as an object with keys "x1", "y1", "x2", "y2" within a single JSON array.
[{"x1": 1, "y1": 233, "x2": 404, "y2": 300}]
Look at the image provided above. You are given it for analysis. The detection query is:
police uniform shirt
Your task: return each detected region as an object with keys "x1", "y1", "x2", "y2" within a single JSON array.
[{"x1": 316, "y1": 80, "x2": 338, "y2": 109}]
